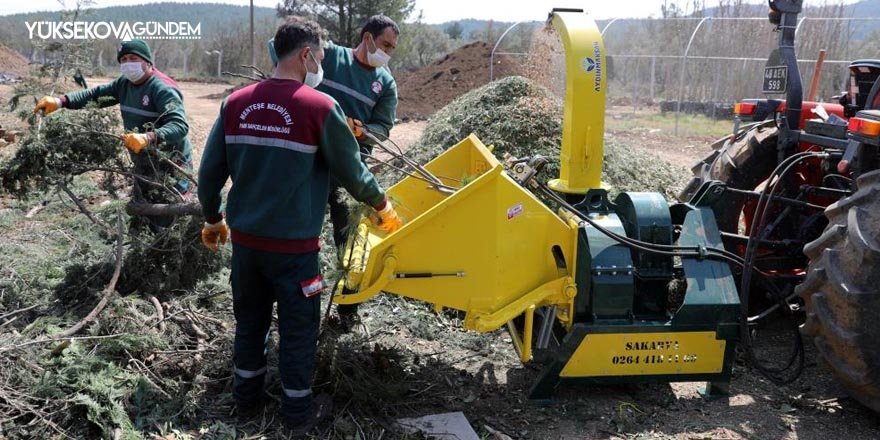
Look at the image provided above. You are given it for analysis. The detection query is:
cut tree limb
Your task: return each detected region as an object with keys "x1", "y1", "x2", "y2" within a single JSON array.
[
  {"x1": 158, "y1": 157, "x2": 198, "y2": 185},
  {"x1": 25, "y1": 200, "x2": 49, "y2": 218},
  {"x1": 148, "y1": 296, "x2": 166, "y2": 332},
  {"x1": 125, "y1": 201, "x2": 201, "y2": 217},
  {"x1": 56, "y1": 216, "x2": 124, "y2": 338}
]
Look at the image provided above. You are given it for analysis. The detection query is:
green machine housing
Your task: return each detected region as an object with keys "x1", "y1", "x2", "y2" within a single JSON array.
[{"x1": 527, "y1": 190, "x2": 741, "y2": 400}]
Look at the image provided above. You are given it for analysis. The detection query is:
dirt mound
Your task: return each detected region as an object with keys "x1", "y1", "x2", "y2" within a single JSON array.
[
  {"x1": 395, "y1": 41, "x2": 522, "y2": 120},
  {"x1": 0, "y1": 44, "x2": 30, "y2": 80}
]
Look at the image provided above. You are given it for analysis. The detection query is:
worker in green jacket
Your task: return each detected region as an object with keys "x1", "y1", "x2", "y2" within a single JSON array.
[
  {"x1": 318, "y1": 14, "x2": 399, "y2": 244},
  {"x1": 34, "y1": 39, "x2": 193, "y2": 228},
  {"x1": 324, "y1": 15, "x2": 400, "y2": 329},
  {"x1": 198, "y1": 16, "x2": 402, "y2": 433},
  {"x1": 270, "y1": 15, "x2": 400, "y2": 329}
]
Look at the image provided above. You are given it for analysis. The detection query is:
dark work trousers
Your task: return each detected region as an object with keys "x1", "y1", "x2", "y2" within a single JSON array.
[
  {"x1": 230, "y1": 243, "x2": 322, "y2": 424},
  {"x1": 327, "y1": 142, "x2": 372, "y2": 317}
]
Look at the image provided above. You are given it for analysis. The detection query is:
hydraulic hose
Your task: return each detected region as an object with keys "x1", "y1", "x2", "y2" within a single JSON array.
[
  {"x1": 733, "y1": 151, "x2": 831, "y2": 383},
  {"x1": 534, "y1": 182, "x2": 781, "y2": 294}
]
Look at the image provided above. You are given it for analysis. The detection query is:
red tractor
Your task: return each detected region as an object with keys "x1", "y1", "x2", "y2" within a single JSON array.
[{"x1": 681, "y1": 0, "x2": 880, "y2": 412}]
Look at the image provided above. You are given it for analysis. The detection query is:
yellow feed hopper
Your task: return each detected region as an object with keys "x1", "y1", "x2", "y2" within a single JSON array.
[{"x1": 337, "y1": 134, "x2": 578, "y2": 336}]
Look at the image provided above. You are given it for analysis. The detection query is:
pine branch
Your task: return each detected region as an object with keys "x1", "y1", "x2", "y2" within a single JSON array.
[{"x1": 55, "y1": 215, "x2": 124, "y2": 338}]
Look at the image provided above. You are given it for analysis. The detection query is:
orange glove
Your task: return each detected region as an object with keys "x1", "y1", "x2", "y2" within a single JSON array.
[
  {"x1": 122, "y1": 132, "x2": 154, "y2": 154},
  {"x1": 34, "y1": 96, "x2": 62, "y2": 115},
  {"x1": 376, "y1": 201, "x2": 403, "y2": 234},
  {"x1": 347, "y1": 117, "x2": 365, "y2": 140},
  {"x1": 201, "y1": 219, "x2": 229, "y2": 251}
]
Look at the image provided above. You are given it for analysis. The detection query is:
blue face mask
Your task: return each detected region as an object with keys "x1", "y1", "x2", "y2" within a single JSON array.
[{"x1": 268, "y1": 38, "x2": 278, "y2": 66}]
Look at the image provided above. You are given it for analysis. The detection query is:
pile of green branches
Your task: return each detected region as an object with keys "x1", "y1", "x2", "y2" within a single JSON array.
[
  {"x1": 399, "y1": 76, "x2": 563, "y2": 184},
  {"x1": 0, "y1": 272, "x2": 235, "y2": 439},
  {"x1": 0, "y1": 102, "x2": 125, "y2": 197},
  {"x1": 395, "y1": 75, "x2": 688, "y2": 200},
  {"x1": 0, "y1": 85, "x2": 230, "y2": 437},
  {"x1": 0, "y1": 100, "x2": 225, "y2": 296}
]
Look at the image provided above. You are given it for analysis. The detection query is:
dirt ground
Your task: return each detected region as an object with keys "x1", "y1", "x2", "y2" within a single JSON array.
[
  {"x1": 2, "y1": 77, "x2": 879, "y2": 439},
  {"x1": 0, "y1": 43, "x2": 30, "y2": 80},
  {"x1": 604, "y1": 105, "x2": 733, "y2": 170}
]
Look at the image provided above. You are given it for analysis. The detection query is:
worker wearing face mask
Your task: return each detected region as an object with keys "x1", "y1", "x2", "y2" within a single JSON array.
[
  {"x1": 33, "y1": 39, "x2": 193, "y2": 229},
  {"x1": 269, "y1": 15, "x2": 400, "y2": 331},
  {"x1": 198, "y1": 15, "x2": 402, "y2": 434}
]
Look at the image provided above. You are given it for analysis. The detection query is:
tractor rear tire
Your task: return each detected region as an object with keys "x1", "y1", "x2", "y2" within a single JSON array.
[
  {"x1": 797, "y1": 169, "x2": 880, "y2": 413},
  {"x1": 678, "y1": 120, "x2": 778, "y2": 234}
]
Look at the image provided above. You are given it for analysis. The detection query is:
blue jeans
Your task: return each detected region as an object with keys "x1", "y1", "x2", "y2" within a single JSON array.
[{"x1": 230, "y1": 243, "x2": 322, "y2": 423}]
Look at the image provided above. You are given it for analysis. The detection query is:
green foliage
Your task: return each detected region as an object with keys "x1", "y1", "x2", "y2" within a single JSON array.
[
  {"x1": 406, "y1": 76, "x2": 563, "y2": 182},
  {"x1": 36, "y1": 341, "x2": 146, "y2": 439},
  {"x1": 444, "y1": 21, "x2": 464, "y2": 40},
  {"x1": 394, "y1": 20, "x2": 453, "y2": 70},
  {"x1": 0, "y1": 66, "x2": 230, "y2": 439},
  {"x1": 118, "y1": 217, "x2": 226, "y2": 295},
  {"x1": 402, "y1": 75, "x2": 688, "y2": 200},
  {"x1": 0, "y1": 103, "x2": 124, "y2": 197},
  {"x1": 53, "y1": 216, "x2": 227, "y2": 301}
]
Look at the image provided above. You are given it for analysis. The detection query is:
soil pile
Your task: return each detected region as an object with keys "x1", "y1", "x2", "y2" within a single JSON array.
[
  {"x1": 395, "y1": 41, "x2": 522, "y2": 120},
  {"x1": 0, "y1": 44, "x2": 30, "y2": 80}
]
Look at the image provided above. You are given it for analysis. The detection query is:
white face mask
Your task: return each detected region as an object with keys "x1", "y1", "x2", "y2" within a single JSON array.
[
  {"x1": 120, "y1": 62, "x2": 145, "y2": 83},
  {"x1": 304, "y1": 50, "x2": 323, "y2": 88},
  {"x1": 365, "y1": 35, "x2": 391, "y2": 67}
]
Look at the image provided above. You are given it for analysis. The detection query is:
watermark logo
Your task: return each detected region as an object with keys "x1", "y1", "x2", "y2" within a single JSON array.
[{"x1": 25, "y1": 21, "x2": 201, "y2": 40}]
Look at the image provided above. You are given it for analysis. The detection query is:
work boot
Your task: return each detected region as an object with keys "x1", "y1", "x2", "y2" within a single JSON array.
[
  {"x1": 336, "y1": 303, "x2": 361, "y2": 334},
  {"x1": 236, "y1": 400, "x2": 265, "y2": 422},
  {"x1": 234, "y1": 390, "x2": 267, "y2": 422},
  {"x1": 281, "y1": 393, "x2": 333, "y2": 436}
]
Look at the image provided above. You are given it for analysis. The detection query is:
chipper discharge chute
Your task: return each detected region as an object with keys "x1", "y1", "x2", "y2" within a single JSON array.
[{"x1": 335, "y1": 8, "x2": 741, "y2": 400}]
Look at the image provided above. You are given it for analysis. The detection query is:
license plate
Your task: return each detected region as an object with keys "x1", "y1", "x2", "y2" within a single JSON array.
[{"x1": 763, "y1": 66, "x2": 787, "y2": 94}]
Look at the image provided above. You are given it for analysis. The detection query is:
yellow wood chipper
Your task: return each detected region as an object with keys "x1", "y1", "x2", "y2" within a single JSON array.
[{"x1": 335, "y1": 8, "x2": 743, "y2": 401}]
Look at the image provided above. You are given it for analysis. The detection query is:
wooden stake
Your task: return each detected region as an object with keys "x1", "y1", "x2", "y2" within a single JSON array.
[{"x1": 807, "y1": 49, "x2": 827, "y2": 102}]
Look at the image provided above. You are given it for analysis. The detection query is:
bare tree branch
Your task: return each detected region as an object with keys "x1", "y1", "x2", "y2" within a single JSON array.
[
  {"x1": 125, "y1": 201, "x2": 202, "y2": 217},
  {"x1": 58, "y1": 182, "x2": 113, "y2": 234},
  {"x1": 56, "y1": 215, "x2": 124, "y2": 338},
  {"x1": 158, "y1": 157, "x2": 197, "y2": 185}
]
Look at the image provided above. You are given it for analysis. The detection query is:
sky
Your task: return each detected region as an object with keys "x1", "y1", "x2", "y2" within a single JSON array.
[
  {"x1": 0, "y1": 0, "x2": 739, "y2": 21},
  {"x1": 0, "y1": 0, "x2": 863, "y2": 21}
]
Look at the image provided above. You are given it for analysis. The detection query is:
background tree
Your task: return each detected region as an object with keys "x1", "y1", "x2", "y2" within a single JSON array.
[
  {"x1": 276, "y1": 0, "x2": 415, "y2": 47},
  {"x1": 391, "y1": 11, "x2": 454, "y2": 70},
  {"x1": 445, "y1": 21, "x2": 463, "y2": 40}
]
